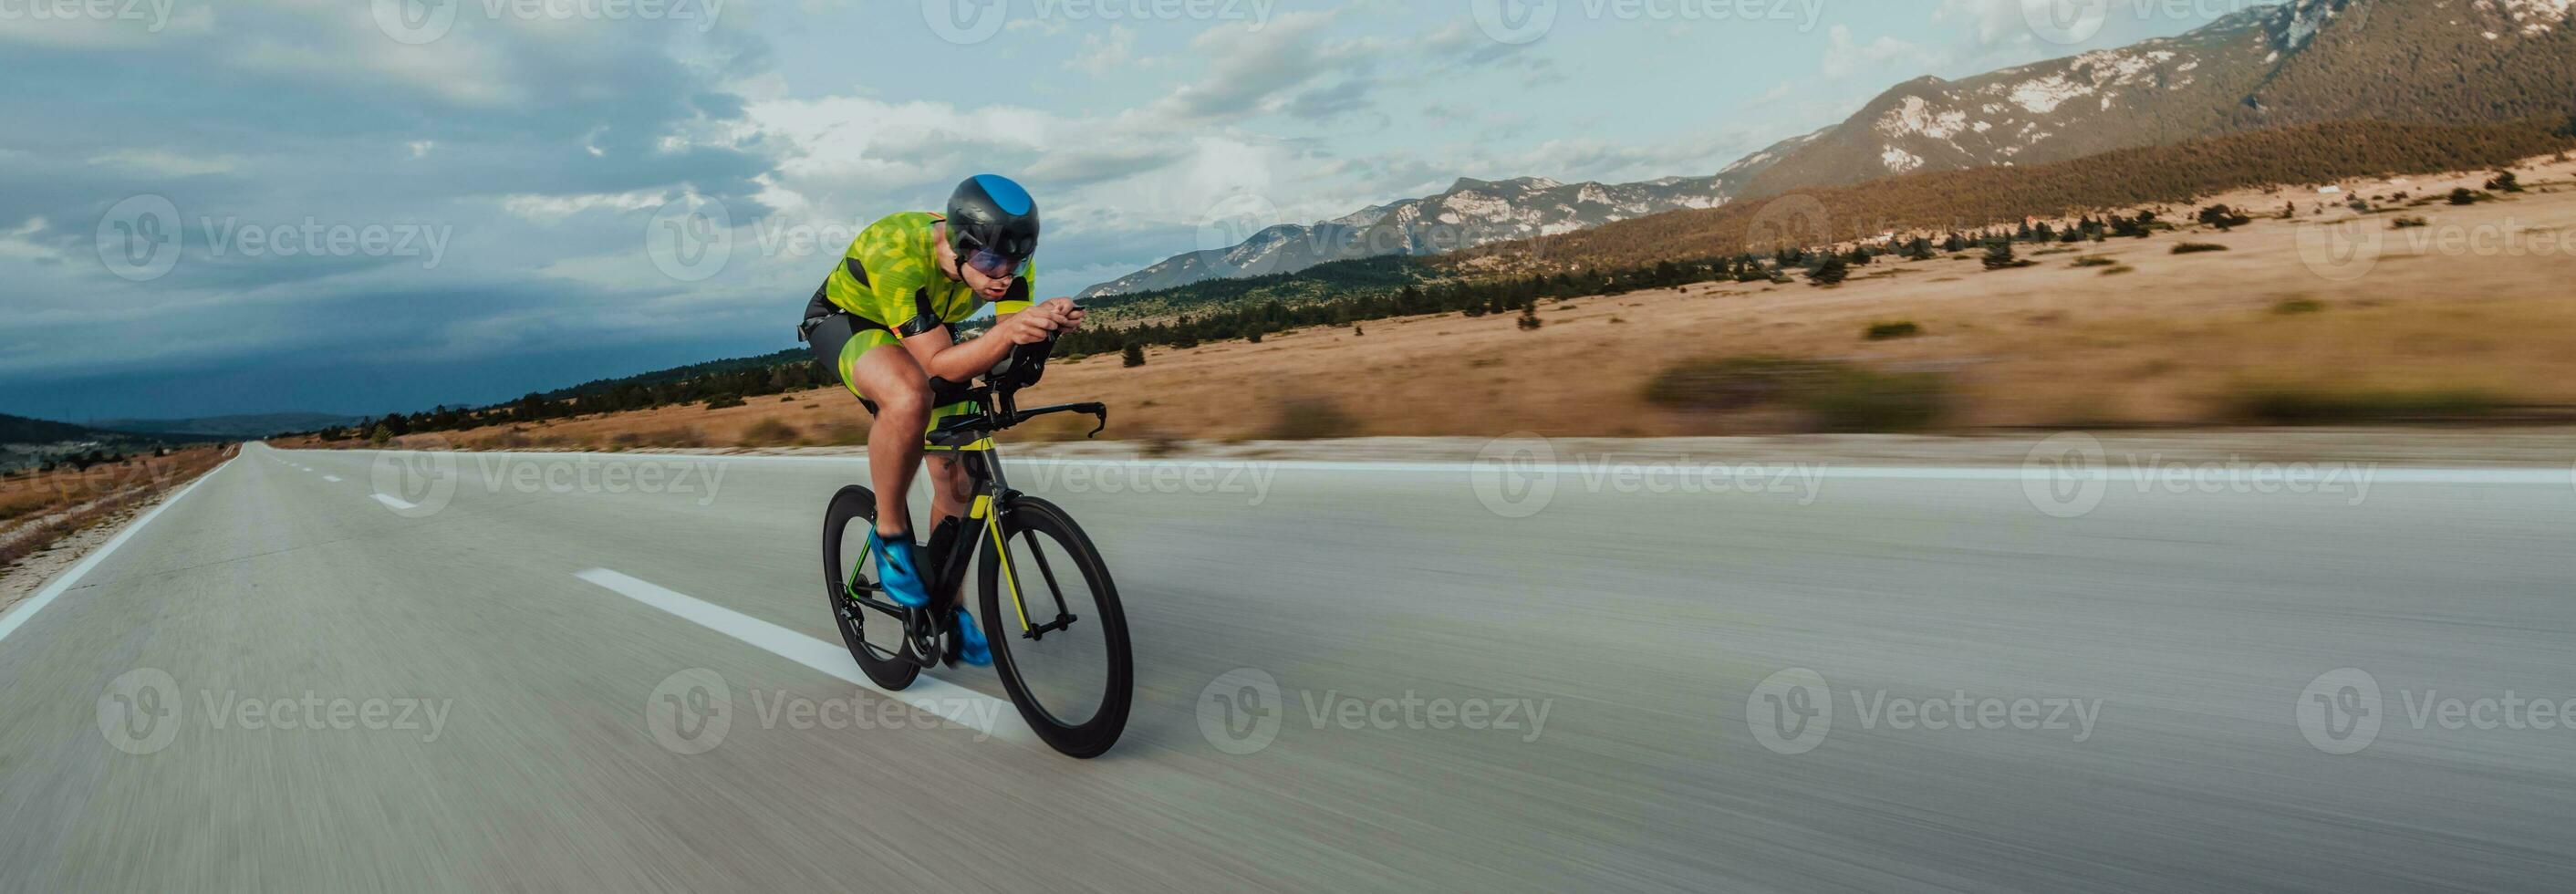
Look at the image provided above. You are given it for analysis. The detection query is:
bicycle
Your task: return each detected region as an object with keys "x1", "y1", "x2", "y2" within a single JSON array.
[{"x1": 820, "y1": 340, "x2": 1134, "y2": 758}]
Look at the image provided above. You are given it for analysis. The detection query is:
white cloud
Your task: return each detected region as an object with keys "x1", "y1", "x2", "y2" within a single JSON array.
[
  {"x1": 1822, "y1": 25, "x2": 1947, "y2": 79},
  {"x1": 87, "y1": 149, "x2": 239, "y2": 177}
]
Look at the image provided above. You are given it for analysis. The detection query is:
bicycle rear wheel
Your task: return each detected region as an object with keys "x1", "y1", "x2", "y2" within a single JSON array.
[
  {"x1": 977, "y1": 497, "x2": 1132, "y2": 758},
  {"x1": 823, "y1": 484, "x2": 919, "y2": 691}
]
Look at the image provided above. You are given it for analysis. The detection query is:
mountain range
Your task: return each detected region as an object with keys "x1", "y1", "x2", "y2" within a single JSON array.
[
  {"x1": 1075, "y1": 130, "x2": 1823, "y2": 298},
  {"x1": 1080, "y1": 0, "x2": 2575, "y2": 297}
]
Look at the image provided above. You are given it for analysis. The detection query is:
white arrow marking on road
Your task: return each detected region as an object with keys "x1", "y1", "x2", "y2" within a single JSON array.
[{"x1": 573, "y1": 568, "x2": 1029, "y2": 743}]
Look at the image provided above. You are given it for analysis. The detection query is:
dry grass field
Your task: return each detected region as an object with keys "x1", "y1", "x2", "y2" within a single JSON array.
[
  {"x1": 0, "y1": 445, "x2": 232, "y2": 571},
  {"x1": 297, "y1": 155, "x2": 2576, "y2": 449}
]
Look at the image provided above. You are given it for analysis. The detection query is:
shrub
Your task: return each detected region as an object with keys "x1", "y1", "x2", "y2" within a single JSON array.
[
  {"x1": 1864, "y1": 321, "x2": 1922, "y2": 340},
  {"x1": 2071, "y1": 255, "x2": 2117, "y2": 268},
  {"x1": 2171, "y1": 243, "x2": 2228, "y2": 254},
  {"x1": 1981, "y1": 242, "x2": 2034, "y2": 270},
  {"x1": 1642, "y1": 356, "x2": 1948, "y2": 431},
  {"x1": 739, "y1": 418, "x2": 801, "y2": 447},
  {"x1": 2272, "y1": 297, "x2": 2325, "y2": 315},
  {"x1": 1262, "y1": 395, "x2": 1359, "y2": 440},
  {"x1": 1516, "y1": 302, "x2": 1542, "y2": 330},
  {"x1": 2448, "y1": 188, "x2": 2482, "y2": 205},
  {"x1": 704, "y1": 394, "x2": 746, "y2": 410},
  {"x1": 1121, "y1": 343, "x2": 1146, "y2": 368},
  {"x1": 2391, "y1": 216, "x2": 2430, "y2": 229},
  {"x1": 1802, "y1": 368, "x2": 1948, "y2": 432},
  {"x1": 2485, "y1": 171, "x2": 2523, "y2": 192},
  {"x1": 2100, "y1": 265, "x2": 2135, "y2": 275},
  {"x1": 2196, "y1": 204, "x2": 2253, "y2": 231},
  {"x1": 1806, "y1": 255, "x2": 1849, "y2": 286},
  {"x1": 2228, "y1": 387, "x2": 2505, "y2": 424}
]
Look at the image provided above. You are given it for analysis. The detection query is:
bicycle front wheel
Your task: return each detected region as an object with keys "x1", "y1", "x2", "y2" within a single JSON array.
[{"x1": 977, "y1": 496, "x2": 1133, "y2": 758}]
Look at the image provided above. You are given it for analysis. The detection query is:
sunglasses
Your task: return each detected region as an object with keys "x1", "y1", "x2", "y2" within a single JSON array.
[{"x1": 961, "y1": 246, "x2": 1026, "y2": 279}]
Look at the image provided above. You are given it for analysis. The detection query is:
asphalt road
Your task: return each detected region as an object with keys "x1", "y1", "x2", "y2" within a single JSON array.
[{"x1": 4, "y1": 442, "x2": 2573, "y2": 892}]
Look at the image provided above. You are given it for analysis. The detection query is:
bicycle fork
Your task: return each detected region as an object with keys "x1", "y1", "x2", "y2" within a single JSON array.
[{"x1": 973, "y1": 493, "x2": 1077, "y2": 641}]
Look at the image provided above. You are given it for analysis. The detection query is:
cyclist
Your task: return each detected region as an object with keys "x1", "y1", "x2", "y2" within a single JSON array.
[{"x1": 798, "y1": 174, "x2": 1085, "y2": 666}]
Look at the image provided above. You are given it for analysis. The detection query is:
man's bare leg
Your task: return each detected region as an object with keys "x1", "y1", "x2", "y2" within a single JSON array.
[{"x1": 852, "y1": 343, "x2": 930, "y2": 538}]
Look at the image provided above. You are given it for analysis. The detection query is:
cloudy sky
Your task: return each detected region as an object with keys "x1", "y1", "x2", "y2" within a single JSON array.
[{"x1": 0, "y1": 0, "x2": 2240, "y2": 421}]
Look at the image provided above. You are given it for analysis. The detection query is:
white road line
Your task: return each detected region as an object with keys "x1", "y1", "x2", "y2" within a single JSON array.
[
  {"x1": 0, "y1": 460, "x2": 232, "y2": 646},
  {"x1": 323, "y1": 475, "x2": 342, "y2": 483},
  {"x1": 325, "y1": 448, "x2": 2576, "y2": 485},
  {"x1": 573, "y1": 568, "x2": 1028, "y2": 743},
  {"x1": 372, "y1": 494, "x2": 419, "y2": 511}
]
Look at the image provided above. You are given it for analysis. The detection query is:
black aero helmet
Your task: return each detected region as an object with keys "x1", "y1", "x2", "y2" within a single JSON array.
[{"x1": 945, "y1": 174, "x2": 1039, "y2": 274}]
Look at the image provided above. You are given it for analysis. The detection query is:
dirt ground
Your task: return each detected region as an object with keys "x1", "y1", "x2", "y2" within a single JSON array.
[{"x1": 292, "y1": 154, "x2": 2576, "y2": 450}]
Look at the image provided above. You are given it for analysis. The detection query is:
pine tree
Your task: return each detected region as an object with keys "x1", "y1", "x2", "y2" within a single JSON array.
[
  {"x1": 1121, "y1": 343, "x2": 1146, "y2": 368},
  {"x1": 1516, "y1": 300, "x2": 1542, "y2": 331},
  {"x1": 1981, "y1": 240, "x2": 2023, "y2": 270}
]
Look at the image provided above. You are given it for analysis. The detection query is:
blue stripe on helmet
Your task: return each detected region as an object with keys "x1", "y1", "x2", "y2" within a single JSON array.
[{"x1": 973, "y1": 174, "x2": 1034, "y2": 216}]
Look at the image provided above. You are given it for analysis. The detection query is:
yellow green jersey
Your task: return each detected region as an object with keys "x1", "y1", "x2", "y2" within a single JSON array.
[{"x1": 815, "y1": 211, "x2": 1034, "y2": 336}]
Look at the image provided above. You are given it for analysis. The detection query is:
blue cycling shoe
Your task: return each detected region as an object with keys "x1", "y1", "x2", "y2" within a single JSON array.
[
  {"x1": 867, "y1": 528, "x2": 930, "y2": 608},
  {"x1": 951, "y1": 607, "x2": 992, "y2": 667}
]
